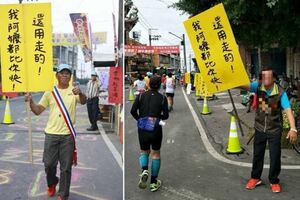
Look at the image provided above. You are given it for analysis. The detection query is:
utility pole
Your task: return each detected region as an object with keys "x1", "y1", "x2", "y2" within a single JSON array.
[
  {"x1": 148, "y1": 28, "x2": 157, "y2": 71},
  {"x1": 169, "y1": 32, "x2": 187, "y2": 72},
  {"x1": 148, "y1": 28, "x2": 152, "y2": 46},
  {"x1": 118, "y1": 0, "x2": 123, "y2": 67},
  {"x1": 182, "y1": 34, "x2": 187, "y2": 72}
]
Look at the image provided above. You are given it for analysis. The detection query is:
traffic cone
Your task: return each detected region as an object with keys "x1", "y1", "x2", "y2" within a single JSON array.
[
  {"x1": 201, "y1": 97, "x2": 211, "y2": 115},
  {"x1": 128, "y1": 87, "x2": 135, "y2": 101},
  {"x1": 2, "y1": 98, "x2": 14, "y2": 124},
  {"x1": 226, "y1": 115, "x2": 243, "y2": 154},
  {"x1": 186, "y1": 83, "x2": 191, "y2": 95}
]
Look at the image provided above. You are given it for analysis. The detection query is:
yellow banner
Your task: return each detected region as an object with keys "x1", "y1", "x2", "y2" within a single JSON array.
[
  {"x1": 184, "y1": 3, "x2": 249, "y2": 93},
  {"x1": 185, "y1": 72, "x2": 190, "y2": 84},
  {"x1": 198, "y1": 74, "x2": 211, "y2": 97},
  {"x1": 194, "y1": 73, "x2": 201, "y2": 96},
  {"x1": 0, "y1": 4, "x2": 27, "y2": 92},
  {"x1": 194, "y1": 73, "x2": 199, "y2": 87},
  {"x1": 0, "y1": 3, "x2": 53, "y2": 92}
]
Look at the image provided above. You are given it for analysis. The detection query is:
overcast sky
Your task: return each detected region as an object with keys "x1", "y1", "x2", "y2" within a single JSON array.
[
  {"x1": 130, "y1": 0, "x2": 194, "y2": 70},
  {"x1": 0, "y1": 0, "x2": 119, "y2": 78}
]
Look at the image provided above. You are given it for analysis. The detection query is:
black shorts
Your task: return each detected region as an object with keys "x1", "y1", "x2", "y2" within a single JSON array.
[
  {"x1": 166, "y1": 93, "x2": 174, "y2": 97},
  {"x1": 138, "y1": 126, "x2": 162, "y2": 151}
]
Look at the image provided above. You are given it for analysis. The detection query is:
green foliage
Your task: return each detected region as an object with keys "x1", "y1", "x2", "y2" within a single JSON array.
[{"x1": 171, "y1": 0, "x2": 300, "y2": 48}]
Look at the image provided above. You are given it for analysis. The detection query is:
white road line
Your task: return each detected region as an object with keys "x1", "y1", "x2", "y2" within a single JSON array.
[
  {"x1": 98, "y1": 122, "x2": 123, "y2": 170},
  {"x1": 182, "y1": 87, "x2": 300, "y2": 169}
]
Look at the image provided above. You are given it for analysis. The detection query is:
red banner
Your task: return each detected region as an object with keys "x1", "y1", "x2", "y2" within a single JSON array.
[
  {"x1": 70, "y1": 13, "x2": 92, "y2": 62},
  {"x1": 125, "y1": 45, "x2": 180, "y2": 54},
  {"x1": 108, "y1": 67, "x2": 123, "y2": 104}
]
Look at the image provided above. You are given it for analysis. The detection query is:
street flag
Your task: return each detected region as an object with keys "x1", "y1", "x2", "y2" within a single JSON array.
[{"x1": 69, "y1": 13, "x2": 92, "y2": 63}]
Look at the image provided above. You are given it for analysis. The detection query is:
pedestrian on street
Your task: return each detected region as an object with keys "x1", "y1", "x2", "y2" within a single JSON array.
[
  {"x1": 24, "y1": 64, "x2": 87, "y2": 200},
  {"x1": 86, "y1": 71, "x2": 100, "y2": 131},
  {"x1": 144, "y1": 72, "x2": 152, "y2": 90},
  {"x1": 165, "y1": 72, "x2": 176, "y2": 112},
  {"x1": 242, "y1": 67, "x2": 297, "y2": 193},
  {"x1": 133, "y1": 74, "x2": 146, "y2": 95},
  {"x1": 130, "y1": 76, "x2": 169, "y2": 192}
]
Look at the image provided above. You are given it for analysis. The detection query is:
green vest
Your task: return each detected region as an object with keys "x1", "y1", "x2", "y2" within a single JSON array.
[{"x1": 254, "y1": 83, "x2": 283, "y2": 134}]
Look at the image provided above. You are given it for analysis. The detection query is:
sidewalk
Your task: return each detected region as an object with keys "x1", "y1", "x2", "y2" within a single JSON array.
[{"x1": 186, "y1": 88, "x2": 300, "y2": 165}]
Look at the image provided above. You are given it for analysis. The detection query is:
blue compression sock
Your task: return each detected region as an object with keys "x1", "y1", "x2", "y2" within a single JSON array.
[
  {"x1": 139, "y1": 153, "x2": 149, "y2": 170},
  {"x1": 151, "y1": 158, "x2": 161, "y2": 177}
]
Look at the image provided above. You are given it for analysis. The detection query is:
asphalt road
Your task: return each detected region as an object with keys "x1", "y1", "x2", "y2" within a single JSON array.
[
  {"x1": 0, "y1": 93, "x2": 122, "y2": 200},
  {"x1": 125, "y1": 86, "x2": 300, "y2": 200}
]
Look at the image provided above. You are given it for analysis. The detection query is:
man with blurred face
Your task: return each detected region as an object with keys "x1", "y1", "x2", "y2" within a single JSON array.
[
  {"x1": 25, "y1": 64, "x2": 87, "y2": 200},
  {"x1": 242, "y1": 67, "x2": 297, "y2": 193}
]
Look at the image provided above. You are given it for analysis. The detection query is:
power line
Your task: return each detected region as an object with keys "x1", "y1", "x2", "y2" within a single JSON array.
[{"x1": 137, "y1": 10, "x2": 152, "y2": 28}]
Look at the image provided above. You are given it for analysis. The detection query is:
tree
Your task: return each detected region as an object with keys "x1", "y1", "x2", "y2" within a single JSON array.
[{"x1": 171, "y1": 0, "x2": 300, "y2": 48}]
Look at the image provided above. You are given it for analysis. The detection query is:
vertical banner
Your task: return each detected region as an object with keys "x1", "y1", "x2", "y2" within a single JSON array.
[
  {"x1": 0, "y1": 3, "x2": 53, "y2": 92},
  {"x1": 70, "y1": 13, "x2": 92, "y2": 63},
  {"x1": 0, "y1": 4, "x2": 26, "y2": 92},
  {"x1": 96, "y1": 67, "x2": 113, "y2": 105},
  {"x1": 108, "y1": 67, "x2": 123, "y2": 104},
  {"x1": 194, "y1": 73, "x2": 201, "y2": 96},
  {"x1": 184, "y1": 3, "x2": 249, "y2": 94},
  {"x1": 24, "y1": 3, "x2": 53, "y2": 92},
  {"x1": 199, "y1": 74, "x2": 211, "y2": 97}
]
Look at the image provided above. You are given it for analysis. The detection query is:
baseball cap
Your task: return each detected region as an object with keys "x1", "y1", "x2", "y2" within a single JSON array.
[
  {"x1": 91, "y1": 71, "x2": 97, "y2": 76},
  {"x1": 56, "y1": 64, "x2": 72, "y2": 74}
]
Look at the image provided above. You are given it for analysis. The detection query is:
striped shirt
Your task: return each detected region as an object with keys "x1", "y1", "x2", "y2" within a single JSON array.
[{"x1": 86, "y1": 80, "x2": 100, "y2": 99}]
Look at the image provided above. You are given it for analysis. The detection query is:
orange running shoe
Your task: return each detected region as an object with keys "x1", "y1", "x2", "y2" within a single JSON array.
[
  {"x1": 47, "y1": 183, "x2": 57, "y2": 197},
  {"x1": 270, "y1": 184, "x2": 281, "y2": 193},
  {"x1": 246, "y1": 178, "x2": 262, "y2": 190}
]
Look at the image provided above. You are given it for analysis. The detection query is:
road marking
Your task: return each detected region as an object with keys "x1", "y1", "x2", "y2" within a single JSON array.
[
  {"x1": 162, "y1": 186, "x2": 214, "y2": 200},
  {"x1": 98, "y1": 122, "x2": 123, "y2": 170},
  {"x1": 0, "y1": 169, "x2": 14, "y2": 185},
  {"x1": 182, "y1": 87, "x2": 300, "y2": 169},
  {"x1": 0, "y1": 158, "x2": 97, "y2": 170},
  {"x1": 71, "y1": 190, "x2": 108, "y2": 200},
  {"x1": 0, "y1": 133, "x2": 15, "y2": 141}
]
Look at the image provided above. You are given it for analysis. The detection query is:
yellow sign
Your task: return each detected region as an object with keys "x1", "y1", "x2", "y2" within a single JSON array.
[
  {"x1": 194, "y1": 73, "x2": 201, "y2": 96},
  {"x1": 0, "y1": 3, "x2": 54, "y2": 92},
  {"x1": 52, "y1": 32, "x2": 107, "y2": 46},
  {"x1": 194, "y1": 73, "x2": 199, "y2": 87},
  {"x1": 184, "y1": 3, "x2": 249, "y2": 93},
  {"x1": 199, "y1": 74, "x2": 211, "y2": 97},
  {"x1": 185, "y1": 72, "x2": 190, "y2": 84}
]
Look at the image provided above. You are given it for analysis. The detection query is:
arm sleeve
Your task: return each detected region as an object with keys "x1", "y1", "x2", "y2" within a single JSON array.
[
  {"x1": 281, "y1": 92, "x2": 291, "y2": 109},
  {"x1": 38, "y1": 92, "x2": 49, "y2": 108},
  {"x1": 130, "y1": 95, "x2": 140, "y2": 121},
  {"x1": 249, "y1": 82, "x2": 259, "y2": 93},
  {"x1": 160, "y1": 96, "x2": 169, "y2": 120}
]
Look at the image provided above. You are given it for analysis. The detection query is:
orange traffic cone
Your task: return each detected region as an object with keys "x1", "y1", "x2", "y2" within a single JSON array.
[
  {"x1": 2, "y1": 98, "x2": 14, "y2": 124},
  {"x1": 226, "y1": 115, "x2": 243, "y2": 154},
  {"x1": 201, "y1": 97, "x2": 211, "y2": 115}
]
